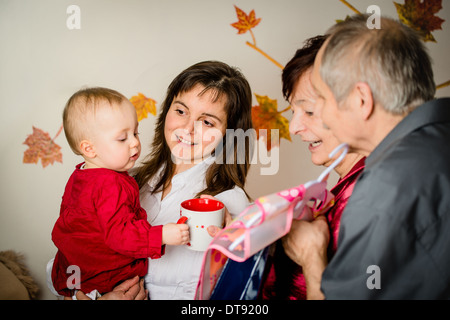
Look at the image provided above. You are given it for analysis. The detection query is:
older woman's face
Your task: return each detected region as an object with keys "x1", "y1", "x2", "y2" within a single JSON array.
[{"x1": 289, "y1": 68, "x2": 341, "y2": 167}]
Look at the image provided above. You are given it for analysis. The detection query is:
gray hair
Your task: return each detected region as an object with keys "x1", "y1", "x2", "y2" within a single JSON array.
[{"x1": 321, "y1": 14, "x2": 435, "y2": 115}]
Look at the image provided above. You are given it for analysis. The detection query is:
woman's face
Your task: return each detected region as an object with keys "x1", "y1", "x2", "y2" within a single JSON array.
[
  {"x1": 164, "y1": 84, "x2": 227, "y2": 167},
  {"x1": 289, "y1": 68, "x2": 341, "y2": 167}
]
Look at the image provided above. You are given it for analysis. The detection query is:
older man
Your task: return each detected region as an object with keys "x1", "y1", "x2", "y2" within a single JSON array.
[{"x1": 284, "y1": 15, "x2": 450, "y2": 299}]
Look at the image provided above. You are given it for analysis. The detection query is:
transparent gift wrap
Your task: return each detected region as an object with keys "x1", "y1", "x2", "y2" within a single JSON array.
[{"x1": 196, "y1": 144, "x2": 349, "y2": 300}]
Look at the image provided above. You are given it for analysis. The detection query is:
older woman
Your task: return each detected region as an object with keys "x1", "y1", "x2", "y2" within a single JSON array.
[{"x1": 261, "y1": 36, "x2": 365, "y2": 300}]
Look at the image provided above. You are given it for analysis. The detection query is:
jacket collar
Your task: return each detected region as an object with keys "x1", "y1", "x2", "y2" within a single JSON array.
[{"x1": 366, "y1": 98, "x2": 450, "y2": 168}]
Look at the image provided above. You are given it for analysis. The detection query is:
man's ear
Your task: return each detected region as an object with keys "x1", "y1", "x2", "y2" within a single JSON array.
[
  {"x1": 79, "y1": 140, "x2": 96, "y2": 158},
  {"x1": 354, "y1": 82, "x2": 375, "y2": 121}
]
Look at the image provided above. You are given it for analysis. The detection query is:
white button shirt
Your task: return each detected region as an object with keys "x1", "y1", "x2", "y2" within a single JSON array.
[{"x1": 139, "y1": 157, "x2": 250, "y2": 300}]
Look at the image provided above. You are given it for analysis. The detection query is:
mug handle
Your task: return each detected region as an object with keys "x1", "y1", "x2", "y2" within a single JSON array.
[{"x1": 177, "y1": 216, "x2": 188, "y2": 224}]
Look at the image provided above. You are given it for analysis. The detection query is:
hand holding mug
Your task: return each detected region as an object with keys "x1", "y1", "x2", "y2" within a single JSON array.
[
  {"x1": 199, "y1": 195, "x2": 232, "y2": 237},
  {"x1": 180, "y1": 196, "x2": 225, "y2": 251},
  {"x1": 162, "y1": 223, "x2": 190, "y2": 246}
]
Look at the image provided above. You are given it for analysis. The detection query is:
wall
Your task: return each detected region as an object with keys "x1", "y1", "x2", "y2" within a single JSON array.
[{"x1": 0, "y1": 0, "x2": 449, "y2": 299}]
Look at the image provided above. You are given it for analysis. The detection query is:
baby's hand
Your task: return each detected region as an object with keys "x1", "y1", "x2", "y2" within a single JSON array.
[{"x1": 162, "y1": 223, "x2": 190, "y2": 246}]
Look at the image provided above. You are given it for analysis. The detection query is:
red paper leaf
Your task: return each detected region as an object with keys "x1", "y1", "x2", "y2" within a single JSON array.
[
  {"x1": 23, "y1": 127, "x2": 62, "y2": 168},
  {"x1": 394, "y1": 0, "x2": 445, "y2": 42}
]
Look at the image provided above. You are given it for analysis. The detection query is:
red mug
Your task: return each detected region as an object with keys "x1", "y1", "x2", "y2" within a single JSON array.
[{"x1": 180, "y1": 198, "x2": 225, "y2": 251}]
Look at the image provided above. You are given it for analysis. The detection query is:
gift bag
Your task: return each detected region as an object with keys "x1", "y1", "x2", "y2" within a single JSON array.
[
  {"x1": 195, "y1": 144, "x2": 348, "y2": 300},
  {"x1": 209, "y1": 246, "x2": 271, "y2": 300}
]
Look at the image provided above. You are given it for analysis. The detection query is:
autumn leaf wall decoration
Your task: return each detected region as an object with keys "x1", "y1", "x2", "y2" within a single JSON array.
[
  {"x1": 394, "y1": 0, "x2": 445, "y2": 42},
  {"x1": 22, "y1": 1, "x2": 448, "y2": 168},
  {"x1": 129, "y1": 93, "x2": 157, "y2": 122},
  {"x1": 232, "y1": 1, "x2": 448, "y2": 151},
  {"x1": 338, "y1": 0, "x2": 448, "y2": 89},
  {"x1": 231, "y1": 5, "x2": 291, "y2": 150},
  {"x1": 340, "y1": 0, "x2": 445, "y2": 42},
  {"x1": 22, "y1": 94, "x2": 157, "y2": 168},
  {"x1": 23, "y1": 126, "x2": 63, "y2": 168},
  {"x1": 230, "y1": 5, "x2": 283, "y2": 71},
  {"x1": 251, "y1": 95, "x2": 291, "y2": 151}
]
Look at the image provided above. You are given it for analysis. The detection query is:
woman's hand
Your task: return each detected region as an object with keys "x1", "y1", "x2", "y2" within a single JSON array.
[
  {"x1": 282, "y1": 216, "x2": 330, "y2": 300},
  {"x1": 199, "y1": 195, "x2": 232, "y2": 237},
  {"x1": 282, "y1": 216, "x2": 329, "y2": 267}
]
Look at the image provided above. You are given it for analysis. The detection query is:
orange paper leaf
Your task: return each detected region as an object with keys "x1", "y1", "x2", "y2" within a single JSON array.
[
  {"x1": 130, "y1": 93, "x2": 157, "y2": 121},
  {"x1": 23, "y1": 126, "x2": 62, "y2": 168},
  {"x1": 251, "y1": 94, "x2": 291, "y2": 150},
  {"x1": 231, "y1": 5, "x2": 261, "y2": 34},
  {"x1": 394, "y1": 0, "x2": 445, "y2": 42}
]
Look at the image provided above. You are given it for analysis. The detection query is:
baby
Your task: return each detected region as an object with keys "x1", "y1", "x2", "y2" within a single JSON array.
[{"x1": 51, "y1": 87, "x2": 189, "y2": 298}]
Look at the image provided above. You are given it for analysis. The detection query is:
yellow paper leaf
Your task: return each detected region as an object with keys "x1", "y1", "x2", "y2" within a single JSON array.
[
  {"x1": 130, "y1": 93, "x2": 157, "y2": 121},
  {"x1": 231, "y1": 5, "x2": 261, "y2": 34},
  {"x1": 251, "y1": 94, "x2": 291, "y2": 150}
]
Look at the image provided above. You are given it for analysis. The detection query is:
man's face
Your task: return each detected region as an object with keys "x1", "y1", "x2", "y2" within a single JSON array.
[{"x1": 311, "y1": 44, "x2": 359, "y2": 148}]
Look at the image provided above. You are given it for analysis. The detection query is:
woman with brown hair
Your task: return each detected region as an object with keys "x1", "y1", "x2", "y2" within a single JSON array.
[
  {"x1": 133, "y1": 60, "x2": 255, "y2": 299},
  {"x1": 261, "y1": 36, "x2": 365, "y2": 300}
]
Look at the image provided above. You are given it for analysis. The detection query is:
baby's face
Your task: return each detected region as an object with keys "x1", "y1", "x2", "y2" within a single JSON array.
[{"x1": 85, "y1": 100, "x2": 140, "y2": 172}]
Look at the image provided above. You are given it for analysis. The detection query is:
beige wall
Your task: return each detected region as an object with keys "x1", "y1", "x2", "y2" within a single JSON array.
[{"x1": 1, "y1": 0, "x2": 449, "y2": 299}]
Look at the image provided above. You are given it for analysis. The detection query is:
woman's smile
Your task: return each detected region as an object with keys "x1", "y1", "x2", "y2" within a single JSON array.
[{"x1": 176, "y1": 134, "x2": 198, "y2": 146}]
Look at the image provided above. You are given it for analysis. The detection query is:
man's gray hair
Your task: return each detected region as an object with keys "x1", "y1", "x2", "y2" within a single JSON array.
[{"x1": 321, "y1": 14, "x2": 435, "y2": 115}]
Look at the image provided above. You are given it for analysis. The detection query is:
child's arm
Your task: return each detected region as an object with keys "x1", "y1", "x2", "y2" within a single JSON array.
[
  {"x1": 162, "y1": 223, "x2": 190, "y2": 245},
  {"x1": 95, "y1": 176, "x2": 164, "y2": 259},
  {"x1": 100, "y1": 208, "x2": 164, "y2": 259}
]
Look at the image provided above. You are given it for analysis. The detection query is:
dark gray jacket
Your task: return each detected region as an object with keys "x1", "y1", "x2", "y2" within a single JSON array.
[{"x1": 322, "y1": 98, "x2": 450, "y2": 299}]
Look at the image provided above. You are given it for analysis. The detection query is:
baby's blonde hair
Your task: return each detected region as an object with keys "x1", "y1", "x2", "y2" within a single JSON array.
[{"x1": 63, "y1": 87, "x2": 128, "y2": 155}]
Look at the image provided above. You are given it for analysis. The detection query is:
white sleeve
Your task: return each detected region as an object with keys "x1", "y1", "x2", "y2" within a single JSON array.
[{"x1": 46, "y1": 258, "x2": 63, "y2": 298}]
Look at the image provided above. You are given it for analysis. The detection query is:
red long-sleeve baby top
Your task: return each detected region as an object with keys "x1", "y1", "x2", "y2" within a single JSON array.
[{"x1": 51, "y1": 163, "x2": 164, "y2": 296}]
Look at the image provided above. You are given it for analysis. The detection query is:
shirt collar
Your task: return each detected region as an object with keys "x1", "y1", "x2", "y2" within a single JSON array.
[
  {"x1": 366, "y1": 98, "x2": 450, "y2": 168},
  {"x1": 146, "y1": 156, "x2": 215, "y2": 190},
  {"x1": 331, "y1": 157, "x2": 365, "y2": 199},
  {"x1": 172, "y1": 156, "x2": 215, "y2": 187}
]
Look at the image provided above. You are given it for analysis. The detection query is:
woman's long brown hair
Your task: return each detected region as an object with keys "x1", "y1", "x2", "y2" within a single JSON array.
[{"x1": 133, "y1": 61, "x2": 254, "y2": 200}]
